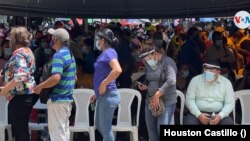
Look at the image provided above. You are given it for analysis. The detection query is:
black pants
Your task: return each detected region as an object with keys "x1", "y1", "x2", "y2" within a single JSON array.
[{"x1": 9, "y1": 94, "x2": 38, "y2": 141}]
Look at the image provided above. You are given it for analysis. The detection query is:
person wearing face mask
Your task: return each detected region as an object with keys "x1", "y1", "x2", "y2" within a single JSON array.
[
  {"x1": 34, "y1": 28, "x2": 76, "y2": 141},
  {"x1": 176, "y1": 63, "x2": 191, "y2": 92},
  {"x1": 90, "y1": 28, "x2": 122, "y2": 141},
  {"x1": 178, "y1": 27, "x2": 204, "y2": 78},
  {"x1": 167, "y1": 25, "x2": 185, "y2": 62},
  {"x1": 200, "y1": 30, "x2": 213, "y2": 48},
  {"x1": 184, "y1": 62, "x2": 235, "y2": 125},
  {"x1": 0, "y1": 27, "x2": 38, "y2": 141},
  {"x1": 0, "y1": 40, "x2": 11, "y2": 87},
  {"x1": 205, "y1": 31, "x2": 235, "y2": 68},
  {"x1": 138, "y1": 40, "x2": 177, "y2": 141}
]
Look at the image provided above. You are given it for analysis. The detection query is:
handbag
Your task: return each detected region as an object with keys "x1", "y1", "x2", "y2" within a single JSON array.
[
  {"x1": 148, "y1": 59, "x2": 167, "y2": 117},
  {"x1": 148, "y1": 97, "x2": 165, "y2": 117}
]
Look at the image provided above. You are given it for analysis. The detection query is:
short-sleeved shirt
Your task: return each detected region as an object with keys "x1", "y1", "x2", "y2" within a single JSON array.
[
  {"x1": 94, "y1": 47, "x2": 118, "y2": 96},
  {"x1": 4, "y1": 48, "x2": 36, "y2": 95},
  {"x1": 50, "y1": 47, "x2": 76, "y2": 102}
]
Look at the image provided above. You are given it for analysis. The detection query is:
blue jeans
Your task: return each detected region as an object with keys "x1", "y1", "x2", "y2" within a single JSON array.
[
  {"x1": 145, "y1": 102, "x2": 176, "y2": 141},
  {"x1": 95, "y1": 90, "x2": 120, "y2": 141}
]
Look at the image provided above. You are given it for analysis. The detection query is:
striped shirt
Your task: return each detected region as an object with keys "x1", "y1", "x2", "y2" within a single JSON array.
[{"x1": 50, "y1": 47, "x2": 76, "y2": 102}]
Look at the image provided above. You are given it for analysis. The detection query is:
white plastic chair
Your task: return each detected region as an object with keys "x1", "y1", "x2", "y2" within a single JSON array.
[
  {"x1": 0, "y1": 97, "x2": 12, "y2": 141},
  {"x1": 29, "y1": 100, "x2": 48, "y2": 141},
  {"x1": 112, "y1": 88, "x2": 142, "y2": 141},
  {"x1": 234, "y1": 90, "x2": 250, "y2": 125},
  {"x1": 176, "y1": 90, "x2": 185, "y2": 125},
  {"x1": 170, "y1": 90, "x2": 185, "y2": 125},
  {"x1": 69, "y1": 89, "x2": 95, "y2": 141}
]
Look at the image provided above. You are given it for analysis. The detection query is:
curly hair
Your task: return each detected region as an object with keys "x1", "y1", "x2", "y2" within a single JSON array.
[{"x1": 9, "y1": 27, "x2": 31, "y2": 50}]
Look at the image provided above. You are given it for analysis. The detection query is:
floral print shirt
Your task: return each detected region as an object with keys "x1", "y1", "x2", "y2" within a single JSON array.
[{"x1": 4, "y1": 48, "x2": 36, "y2": 95}]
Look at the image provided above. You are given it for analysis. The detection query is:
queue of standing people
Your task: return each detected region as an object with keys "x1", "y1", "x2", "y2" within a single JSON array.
[{"x1": 0, "y1": 20, "x2": 243, "y2": 141}]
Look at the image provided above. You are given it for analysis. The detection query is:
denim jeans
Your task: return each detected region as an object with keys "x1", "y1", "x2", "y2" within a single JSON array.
[
  {"x1": 145, "y1": 102, "x2": 176, "y2": 141},
  {"x1": 95, "y1": 90, "x2": 120, "y2": 141}
]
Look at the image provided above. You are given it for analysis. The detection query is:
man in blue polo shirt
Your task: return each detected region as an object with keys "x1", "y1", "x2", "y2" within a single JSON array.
[{"x1": 34, "y1": 28, "x2": 76, "y2": 141}]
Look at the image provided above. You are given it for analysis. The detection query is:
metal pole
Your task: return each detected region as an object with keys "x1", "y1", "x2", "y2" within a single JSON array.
[{"x1": 85, "y1": 18, "x2": 88, "y2": 33}]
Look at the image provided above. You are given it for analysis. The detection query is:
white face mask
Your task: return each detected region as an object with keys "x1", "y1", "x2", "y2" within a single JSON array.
[
  {"x1": 146, "y1": 59, "x2": 158, "y2": 70},
  {"x1": 95, "y1": 40, "x2": 101, "y2": 51},
  {"x1": 203, "y1": 71, "x2": 216, "y2": 82}
]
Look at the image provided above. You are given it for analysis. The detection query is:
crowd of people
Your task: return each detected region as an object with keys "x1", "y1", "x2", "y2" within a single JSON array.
[{"x1": 0, "y1": 19, "x2": 249, "y2": 141}]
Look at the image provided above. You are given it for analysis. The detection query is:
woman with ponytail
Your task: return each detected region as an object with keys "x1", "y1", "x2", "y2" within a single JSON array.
[{"x1": 90, "y1": 28, "x2": 122, "y2": 141}]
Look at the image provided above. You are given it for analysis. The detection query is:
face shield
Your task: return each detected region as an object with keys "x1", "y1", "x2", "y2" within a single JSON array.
[{"x1": 140, "y1": 49, "x2": 158, "y2": 70}]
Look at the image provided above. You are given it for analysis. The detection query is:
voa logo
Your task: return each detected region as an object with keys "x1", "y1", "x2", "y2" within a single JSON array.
[{"x1": 234, "y1": 11, "x2": 250, "y2": 29}]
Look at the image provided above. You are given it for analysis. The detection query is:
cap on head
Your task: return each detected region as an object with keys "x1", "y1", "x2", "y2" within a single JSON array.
[{"x1": 48, "y1": 28, "x2": 69, "y2": 42}]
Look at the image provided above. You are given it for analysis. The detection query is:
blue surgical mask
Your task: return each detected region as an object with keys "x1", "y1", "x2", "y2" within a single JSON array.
[
  {"x1": 222, "y1": 73, "x2": 229, "y2": 78},
  {"x1": 95, "y1": 41, "x2": 101, "y2": 51},
  {"x1": 4, "y1": 48, "x2": 12, "y2": 57},
  {"x1": 50, "y1": 40, "x2": 54, "y2": 48},
  {"x1": 44, "y1": 48, "x2": 52, "y2": 55},
  {"x1": 41, "y1": 42, "x2": 47, "y2": 48},
  {"x1": 146, "y1": 59, "x2": 158, "y2": 70},
  {"x1": 215, "y1": 40, "x2": 223, "y2": 47},
  {"x1": 82, "y1": 46, "x2": 88, "y2": 54},
  {"x1": 182, "y1": 70, "x2": 189, "y2": 78},
  {"x1": 203, "y1": 71, "x2": 216, "y2": 82}
]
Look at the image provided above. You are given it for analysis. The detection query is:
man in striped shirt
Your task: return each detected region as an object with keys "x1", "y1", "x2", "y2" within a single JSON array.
[{"x1": 34, "y1": 28, "x2": 76, "y2": 141}]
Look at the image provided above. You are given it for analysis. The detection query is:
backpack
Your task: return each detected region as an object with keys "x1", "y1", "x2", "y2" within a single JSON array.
[
  {"x1": 39, "y1": 52, "x2": 73, "y2": 104},
  {"x1": 39, "y1": 62, "x2": 53, "y2": 104}
]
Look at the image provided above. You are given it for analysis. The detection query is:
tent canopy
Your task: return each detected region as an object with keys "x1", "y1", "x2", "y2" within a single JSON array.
[{"x1": 0, "y1": 0, "x2": 249, "y2": 18}]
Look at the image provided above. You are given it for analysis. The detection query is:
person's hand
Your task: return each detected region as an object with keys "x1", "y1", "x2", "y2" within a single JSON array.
[
  {"x1": 198, "y1": 113, "x2": 211, "y2": 125},
  {"x1": 6, "y1": 94, "x2": 13, "y2": 101},
  {"x1": 34, "y1": 85, "x2": 43, "y2": 95},
  {"x1": 210, "y1": 114, "x2": 221, "y2": 125},
  {"x1": 150, "y1": 95, "x2": 160, "y2": 111},
  {"x1": 90, "y1": 95, "x2": 97, "y2": 103},
  {"x1": 99, "y1": 81, "x2": 107, "y2": 95},
  {"x1": 0, "y1": 87, "x2": 8, "y2": 96},
  {"x1": 137, "y1": 81, "x2": 148, "y2": 91},
  {"x1": 0, "y1": 69, "x2": 3, "y2": 79}
]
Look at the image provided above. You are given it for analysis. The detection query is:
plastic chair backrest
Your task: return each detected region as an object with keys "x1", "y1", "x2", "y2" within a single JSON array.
[
  {"x1": 234, "y1": 90, "x2": 250, "y2": 125},
  {"x1": 0, "y1": 96, "x2": 8, "y2": 124},
  {"x1": 176, "y1": 90, "x2": 185, "y2": 125},
  {"x1": 33, "y1": 99, "x2": 47, "y2": 110},
  {"x1": 117, "y1": 88, "x2": 141, "y2": 127},
  {"x1": 73, "y1": 89, "x2": 94, "y2": 127}
]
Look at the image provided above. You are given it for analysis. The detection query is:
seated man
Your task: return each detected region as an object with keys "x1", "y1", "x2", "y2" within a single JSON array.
[{"x1": 184, "y1": 62, "x2": 235, "y2": 125}]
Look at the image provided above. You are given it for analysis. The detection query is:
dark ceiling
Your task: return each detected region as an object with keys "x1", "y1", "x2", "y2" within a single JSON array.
[{"x1": 0, "y1": 0, "x2": 249, "y2": 18}]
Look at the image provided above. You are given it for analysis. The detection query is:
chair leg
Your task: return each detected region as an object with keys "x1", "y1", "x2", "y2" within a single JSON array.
[
  {"x1": 89, "y1": 127, "x2": 96, "y2": 141},
  {"x1": 69, "y1": 132, "x2": 73, "y2": 141},
  {"x1": 6, "y1": 126, "x2": 13, "y2": 141},
  {"x1": 0, "y1": 128, "x2": 5, "y2": 141},
  {"x1": 132, "y1": 128, "x2": 139, "y2": 141},
  {"x1": 113, "y1": 131, "x2": 117, "y2": 141}
]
